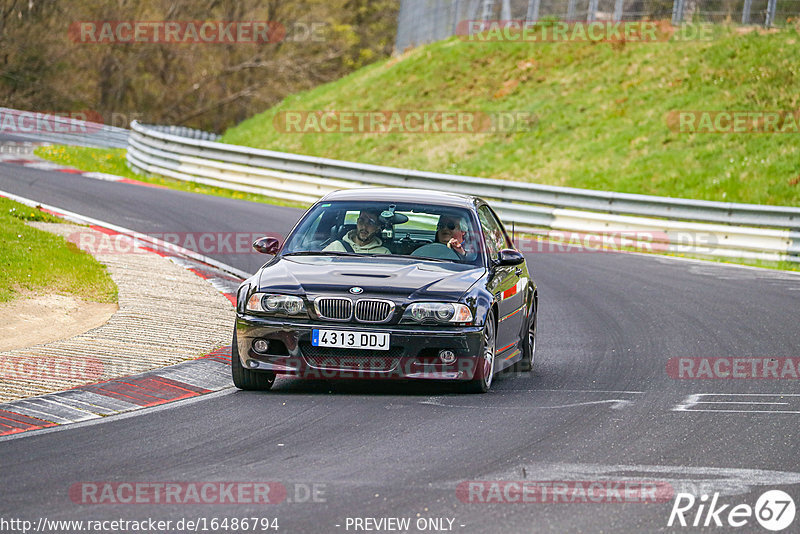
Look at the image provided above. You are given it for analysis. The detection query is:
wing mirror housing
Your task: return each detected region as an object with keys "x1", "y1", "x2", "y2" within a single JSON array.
[
  {"x1": 253, "y1": 237, "x2": 281, "y2": 255},
  {"x1": 493, "y1": 249, "x2": 525, "y2": 267}
]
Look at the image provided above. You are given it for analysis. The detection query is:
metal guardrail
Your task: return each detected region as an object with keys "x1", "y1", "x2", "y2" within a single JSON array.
[
  {"x1": 0, "y1": 108, "x2": 129, "y2": 149},
  {"x1": 127, "y1": 121, "x2": 800, "y2": 263}
]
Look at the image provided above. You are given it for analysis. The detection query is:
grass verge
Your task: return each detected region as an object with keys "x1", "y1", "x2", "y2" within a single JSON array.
[{"x1": 0, "y1": 197, "x2": 118, "y2": 303}]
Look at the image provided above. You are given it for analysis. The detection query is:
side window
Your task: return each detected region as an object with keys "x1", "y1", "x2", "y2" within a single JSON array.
[
  {"x1": 478, "y1": 206, "x2": 506, "y2": 259},
  {"x1": 487, "y1": 207, "x2": 513, "y2": 249}
]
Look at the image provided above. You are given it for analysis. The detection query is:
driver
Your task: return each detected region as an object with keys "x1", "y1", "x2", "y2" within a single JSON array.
[
  {"x1": 324, "y1": 209, "x2": 390, "y2": 254},
  {"x1": 436, "y1": 215, "x2": 472, "y2": 258}
]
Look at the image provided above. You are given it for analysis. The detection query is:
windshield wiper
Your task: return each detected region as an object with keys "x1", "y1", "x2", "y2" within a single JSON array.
[
  {"x1": 389, "y1": 254, "x2": 456, "y2": 263},
  {"x1": 284, "y1": 252, "x2": 462, "y2": 263},
  {"x1": 283, "y1": 251, "x2": 361, "y2": 257}
]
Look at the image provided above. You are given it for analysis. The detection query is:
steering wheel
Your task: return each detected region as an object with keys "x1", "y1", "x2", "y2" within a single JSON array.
[{"x1": 411, "y1": 242, "x2": 461, "y2": 261}]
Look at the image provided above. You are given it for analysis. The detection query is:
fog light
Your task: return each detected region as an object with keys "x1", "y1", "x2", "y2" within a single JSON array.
[
  {"x1": 439, "y1": 350, "x2": 456, "y2": 364},
  {"x1": 248, "y1": 360, "x2": 258, "y2": 368},
  {"x1": 253, "y1": 338, "x2": 270, "y2": 354}
]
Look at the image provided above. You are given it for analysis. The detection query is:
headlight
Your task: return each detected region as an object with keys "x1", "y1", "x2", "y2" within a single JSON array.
[
  {"x1": 246, "y1": 293, "x2": 306, "y2": 316},
  {"x1": 403, "y1": 303, "x2": 473, "y2": 324}
]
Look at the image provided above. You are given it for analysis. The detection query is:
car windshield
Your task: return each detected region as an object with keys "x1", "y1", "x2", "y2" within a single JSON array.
[{"x1": 282, "y1": 201, "x2": 485, "y2": 266}]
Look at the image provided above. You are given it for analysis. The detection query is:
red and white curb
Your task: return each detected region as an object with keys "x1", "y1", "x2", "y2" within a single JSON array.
[
  {"x1": 0, "y1": 347, "x2": 233, "y2": 437},
  {"x1": 0, "y1": 190, "x2": 250, "y2": 439}
]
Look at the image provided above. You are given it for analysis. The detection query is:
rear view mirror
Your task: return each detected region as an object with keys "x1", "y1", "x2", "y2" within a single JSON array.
[{"x1": 253, "y1": 237, "x2": 281, "y2": 255}]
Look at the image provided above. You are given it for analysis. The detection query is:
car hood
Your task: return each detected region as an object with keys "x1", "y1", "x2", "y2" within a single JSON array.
[{"x1": 257, "y1": 256, "x2": 484, "y2": 301}]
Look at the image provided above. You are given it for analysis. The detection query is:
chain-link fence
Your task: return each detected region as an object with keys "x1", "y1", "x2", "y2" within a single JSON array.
[{"x1": 396, "y1": 0, "x2": 800, "y2": 50}]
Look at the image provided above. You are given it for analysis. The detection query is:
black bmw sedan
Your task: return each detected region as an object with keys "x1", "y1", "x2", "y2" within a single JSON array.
[{"x1": 233, "y1": 188, "x2": 537, "y2": 393}]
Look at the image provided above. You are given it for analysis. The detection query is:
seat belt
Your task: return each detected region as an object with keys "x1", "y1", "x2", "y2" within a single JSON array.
[{"x1": 340, "y1": 239, "x2": 355, "y2": 253}]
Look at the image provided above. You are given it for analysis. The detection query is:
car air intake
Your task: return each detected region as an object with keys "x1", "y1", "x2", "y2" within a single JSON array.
[
  {"x1": 354, "y1": 299, "x2": 395, "y2": 323},
  {"x1": 300, "y1": 344, "x2": 403, "y2": 371},
  {"x1": 314, "y1": 297, "x2": 353, "y2": 321}
]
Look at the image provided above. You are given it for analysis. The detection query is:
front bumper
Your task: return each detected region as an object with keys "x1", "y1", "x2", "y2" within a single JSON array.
[{"x1": 235, "y1": 314, "x2": 484, "y2": 380}]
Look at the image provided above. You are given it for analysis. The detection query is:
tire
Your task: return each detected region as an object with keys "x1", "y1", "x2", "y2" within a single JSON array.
[
  {"x1": 464, "y1": 309, "x2": 496, "y2": 393},
  {"x1": 512, "y1": 302, "x2": 536, "y2": 373},
  {"x1": 231, "y1": 328, "x2": 275, "y2": 391}
]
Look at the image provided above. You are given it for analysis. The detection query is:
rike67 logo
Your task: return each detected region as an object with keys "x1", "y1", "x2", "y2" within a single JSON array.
[{"x1": 668, "y1": 490, "x2": 796, "y2": 531}]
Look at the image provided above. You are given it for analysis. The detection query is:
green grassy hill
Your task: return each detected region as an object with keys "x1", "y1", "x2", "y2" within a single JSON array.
[{"x1": 221, "y1": 25, "x2": 800, "y2": 206}]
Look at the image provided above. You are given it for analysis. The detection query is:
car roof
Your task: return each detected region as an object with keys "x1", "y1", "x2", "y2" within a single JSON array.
[{"x1": 319, "y1": 188, "x2": 481, "y2": 208}]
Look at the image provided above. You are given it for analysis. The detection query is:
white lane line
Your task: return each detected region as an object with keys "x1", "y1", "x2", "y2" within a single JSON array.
[
  {"x1": 679, "y1": 409, "x2": 800, "y2": 414},
  {"x1": 420, "y1": 398, "x2": 634, "y2": 410},
  {"x1": 82, "y1": 171, "x2": 124, "y2": 182},
  {"x1": 535, "y1": 388, "x2": 644, "y2": 394},
  {"x1": 21, "y1": 161, "x2": 64, "y2": 170},
  {"x1": 539, "y1": 399, "x2": 633, "y2": 410},
  {"x1": 674, "y1": 393, "x2": 800, "y2": 414},
  {"x1": 689, "y1": 393, "x2": 800, "y2": 396},
  {"x1": 695, "y1": 401, "x2": 789, "y2": 405}
]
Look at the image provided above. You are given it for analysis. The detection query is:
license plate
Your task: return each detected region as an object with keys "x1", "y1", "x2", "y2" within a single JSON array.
[{"x1": 312, "y1": 329, "x2": 390, "y2": 351}]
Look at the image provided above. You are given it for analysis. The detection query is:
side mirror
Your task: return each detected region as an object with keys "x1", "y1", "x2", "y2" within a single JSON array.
[
  {"x1": 493, "y1": 249, "x2": 525, "y2": 267},
  {"x1": 253, "y1": 237, "x2": 281, "y2": 255}
]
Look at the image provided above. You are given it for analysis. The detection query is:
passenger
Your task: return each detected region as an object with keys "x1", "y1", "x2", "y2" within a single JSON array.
[{"x1": 324, "y1": 209, "x2": 391, "y2": 254}]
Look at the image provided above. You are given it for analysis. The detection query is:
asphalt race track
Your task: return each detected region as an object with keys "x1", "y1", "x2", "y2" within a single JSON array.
[{"x1": 2, "y1": 160, "x2": 800, "y2": 533}]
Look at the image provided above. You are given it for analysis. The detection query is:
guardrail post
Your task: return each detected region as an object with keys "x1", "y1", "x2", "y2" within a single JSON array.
[
  {"x1": 765, "y1": 0, "x2": 777, "y2": 27},
  {"x1": 587, "y1": 0, "x2": 599, "y2": 21},
  {"x1": 526, "y1": 0, "x2": 540, "y2": 21},
  {"x1": 672, "y1": 0, "x2": 685, "y2": 25},
  {"x1": 613, "y1": 0, "x2": 625, "y2": 21},
  {"x1": 567, "y1": 0, "x2": 577, "y2": 20},
  {"x1": 452, "y1": 0, "x2": 462, "y2": 33},
  {"x1": 741, "y1": 0, "x2": 752, "y2": 24},
  {"x1": 501, "y1": 0, "x2": 511, "y2": 20},
  {"x1": 481, "y1": 0, "x2": 495, "y2": 20}
]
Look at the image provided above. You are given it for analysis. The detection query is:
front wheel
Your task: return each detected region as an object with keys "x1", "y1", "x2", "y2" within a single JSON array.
[
  {"x1": 231, "y1": 328, "x2": 275, "y2": 391},
  {"x1": 464, "y1": 310, "x2": 496, "y2": 393}
]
